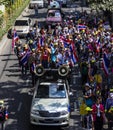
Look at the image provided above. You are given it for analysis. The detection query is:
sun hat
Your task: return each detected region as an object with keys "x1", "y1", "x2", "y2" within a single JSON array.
[
  {"x1": 109, "y1": 106, "x2": 113, "y2": 112},
  {"x1": 0, "y1": 100, "x2": 4, "y2": 107},
  {"x1": 85, "y1": 107, "x2": 93, "y2": 111},
  {"x1": 85, "y1": 83, "x2": 90, "y2": 87}
]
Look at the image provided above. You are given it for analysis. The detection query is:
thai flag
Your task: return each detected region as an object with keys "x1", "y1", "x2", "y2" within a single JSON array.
[
  {"x1": 5, "y1": 111, "x2": 8, "y2": 120},
  {"x1": 69, "y1": 42, "x2": 75, "y2": 52},
  {"x1": 68, "y1": 51, "x2": 75, "y2": 67},
  {"x1": 77, "y1": 24, "x2": 87, "y2": 30},
  {"x1": 96, "y1": 37, "x2": 101, "y2": 53},
  {"x1": 63, "y1": 41, "x2": 70, "y2": 48},
  {"x1": 97, "y1": 37, "x2": 101, "y2": 46},
  {"x1": 69, "y1": 43, "x2": 78, "y2": 62},
  {"x1": 31, "y1": 62, "x2": 36, "y2": 72},
  {"x1": 32, "y1": 41, "x2": 38, "y2": 49},
  {"x1": 71, "y1": 51, "x2": 78, "y2": 64},
  {"x1": 12, "y1": 29, "x2": 19, "y2": 51},
  {"x1": 20, "y1": 51, "x2": 30, "y2": 66},
  {"x1": 14, "y1": 31, "x2": 19, "y2": 41},
  {"x1": 40, "y1": 36, "x2": 44, "y2": 46},
  {"x1": 61, "y1": 36, "x2": 71, "y2": 47},
  {"x1": 102, "y1": 52, "x2": 109, "y2": 76}
]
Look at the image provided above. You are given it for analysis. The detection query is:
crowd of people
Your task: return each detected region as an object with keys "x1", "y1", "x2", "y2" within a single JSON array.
[{"x1": 13, "y1": 4, "x2": 113, "y2": 130}]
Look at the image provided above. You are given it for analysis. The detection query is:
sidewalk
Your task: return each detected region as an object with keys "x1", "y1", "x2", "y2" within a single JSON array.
[{"x1": 0, "y1": 34, "x2": 9, "y2": 55}]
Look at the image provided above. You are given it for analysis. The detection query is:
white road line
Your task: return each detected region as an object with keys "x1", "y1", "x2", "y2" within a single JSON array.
[
  {"x1": 26, "y1": 79, "x2": 29, "y2": 86},
  {"x1": 17, "y1": 102, "x2": 22, "y2": 112}
]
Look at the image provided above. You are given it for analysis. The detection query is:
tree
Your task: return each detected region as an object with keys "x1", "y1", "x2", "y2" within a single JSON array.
[{"x1": 0, "y1": 0, "x2": 10, "y2": 6}]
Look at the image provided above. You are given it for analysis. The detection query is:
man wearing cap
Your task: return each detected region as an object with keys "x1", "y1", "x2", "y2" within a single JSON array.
[
  {"x1": 83, "y1": 107, "x2": 94, "y2": 130},
  {"x1": 26, "y1": 29, "x2": 34, "y2": 41}
]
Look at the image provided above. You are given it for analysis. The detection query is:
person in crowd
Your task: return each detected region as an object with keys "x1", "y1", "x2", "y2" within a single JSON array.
[
  {"x1": 106, "y1": 105, "x2": 113, "y2": 130},
  {"x1": 83, "y1": 107, "x2": 94, "y2": 130},
  {"x1": 93, "y1": 84, "x2": 101, "y2": 103},
  {"x1": 33, "y1": 20, "x2": 38, "y2": 28},
  {"x1": 83, "y1": 83, "x2": 93, "y2": 108},
  {"x1": 79, "y1": 99, "x2": 88, "y2": 128},
  {"x1": 92, "y1": 98, "x2": 105, "y2": 130},
  {"x1": 0, "y1": 100, "x2": 8, "y2": 122},
  {"x1": 34, "y1": 4, "x2": 38, "y2": 16},
  {"x1": 80, "y1": 61, "x2": 89, "y2": 85},
  {"x1": 101, "y1": 85, "x2": 109, "y2": 107},
  {"x1": 26, "y1": 29, "x2": 35, "y2": 41},
  {"x1": 41, "y1": 45, "x2": 50, "y2": 68},
  {"x1": 50, "y1": 42, "x2": 58, "y2": 68},
  {"x1": 105, "y1": 88, "x2": 113, "y2": 112},
  {"x1": 94, "y1": 71, "x2": 103, "y2": 89}
]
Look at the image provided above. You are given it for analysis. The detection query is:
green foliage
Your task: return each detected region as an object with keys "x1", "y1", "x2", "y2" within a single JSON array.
[
  {"x1": 0, "y1": 0, "x2": 10, "y2": 6},
  {"x1": 0, "y1": 10, "x2": 3, "y2": 14},
  {"x1": 0, "y1": 0, "x2": 30, "y2": 39}
]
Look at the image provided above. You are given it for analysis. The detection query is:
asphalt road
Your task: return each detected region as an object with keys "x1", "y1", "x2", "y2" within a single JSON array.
[{"x1": 0, "y1": 1, "x2": 107, "y2": 130}]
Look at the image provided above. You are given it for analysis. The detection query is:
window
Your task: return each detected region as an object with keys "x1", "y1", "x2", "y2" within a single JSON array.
[
  {"x1": 55, "y1": 12, "x2": 61, "y2": 17},
  {"x1": 36, "y1": 83, "x2": 66, "y2": 98},
  {"x1": 36, "y1": 85, "x2": 49, "y2": 98},
  {"x1": 14, "y1": 20, "x2": 29, "y2": 26},
  {"x1": 48, "y1": 12, "x2": 55, "y2": 17}
]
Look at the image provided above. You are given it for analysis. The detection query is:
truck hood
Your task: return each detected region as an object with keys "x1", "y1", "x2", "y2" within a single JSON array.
[
  {"x1": 14, "y1": 26, "x2": 29, "y2": 31},
  {"x1": 32, "y1": 98, "x2": 68, "y2": 112}
]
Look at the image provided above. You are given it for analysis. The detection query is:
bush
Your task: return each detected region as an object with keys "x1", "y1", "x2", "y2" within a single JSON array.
[{"x1": 0, "y1": 0, "x2": 30, "y2": 39}]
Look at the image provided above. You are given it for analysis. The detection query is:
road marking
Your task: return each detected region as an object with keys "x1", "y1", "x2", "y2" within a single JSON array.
[
  {"x1": 26, "y1": 79, "x2": 29, "y2": 86},
  {"x1": 17, "y1": 102, "x2": 22, "y2": 112}
]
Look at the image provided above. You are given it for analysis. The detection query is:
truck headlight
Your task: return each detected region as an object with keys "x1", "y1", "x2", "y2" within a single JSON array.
[
  {"x1": 31, "y1": 109, "x2": 39, "y2": 116},
  {"x1": 60, "y1": 110, "x2": 68, "y2": 115}
]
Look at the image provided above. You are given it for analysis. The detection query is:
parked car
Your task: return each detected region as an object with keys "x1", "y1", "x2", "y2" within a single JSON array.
[
  {"x1": 30, "y1": 78, "x2": 70, "y2": 127},
  {"x1": 11, "y1": 17, "x2": 33, "y2": 38},
  {"x1": 46, "y1": 8, "x2": 64, "y2": 27},
  {"x1": 29, "y1": 0, "x2": 44, "y2": 9}
]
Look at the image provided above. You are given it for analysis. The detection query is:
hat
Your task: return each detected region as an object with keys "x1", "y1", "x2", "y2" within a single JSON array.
[
  {"x1": 109, "y1": 106, "x2": 113, "y2": 111},
  {"x1": 109, "y1": 92, "x2": 113, "y2": 98},
  {"x1": 85, "y1": 107, "x2": 93, "y2": 111},
  {"x1": 0, "y1": 100, "x2": 4, "y2": 107},
  {"x1": 54, "y1": 42, "x2": 58, "y2": 46},
  {"x1": 32, "y1": 48, "x2": 35, "y2": 52},
  {"x1": 85, "y1": 83, "x2": 90, "y2": 87}
]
